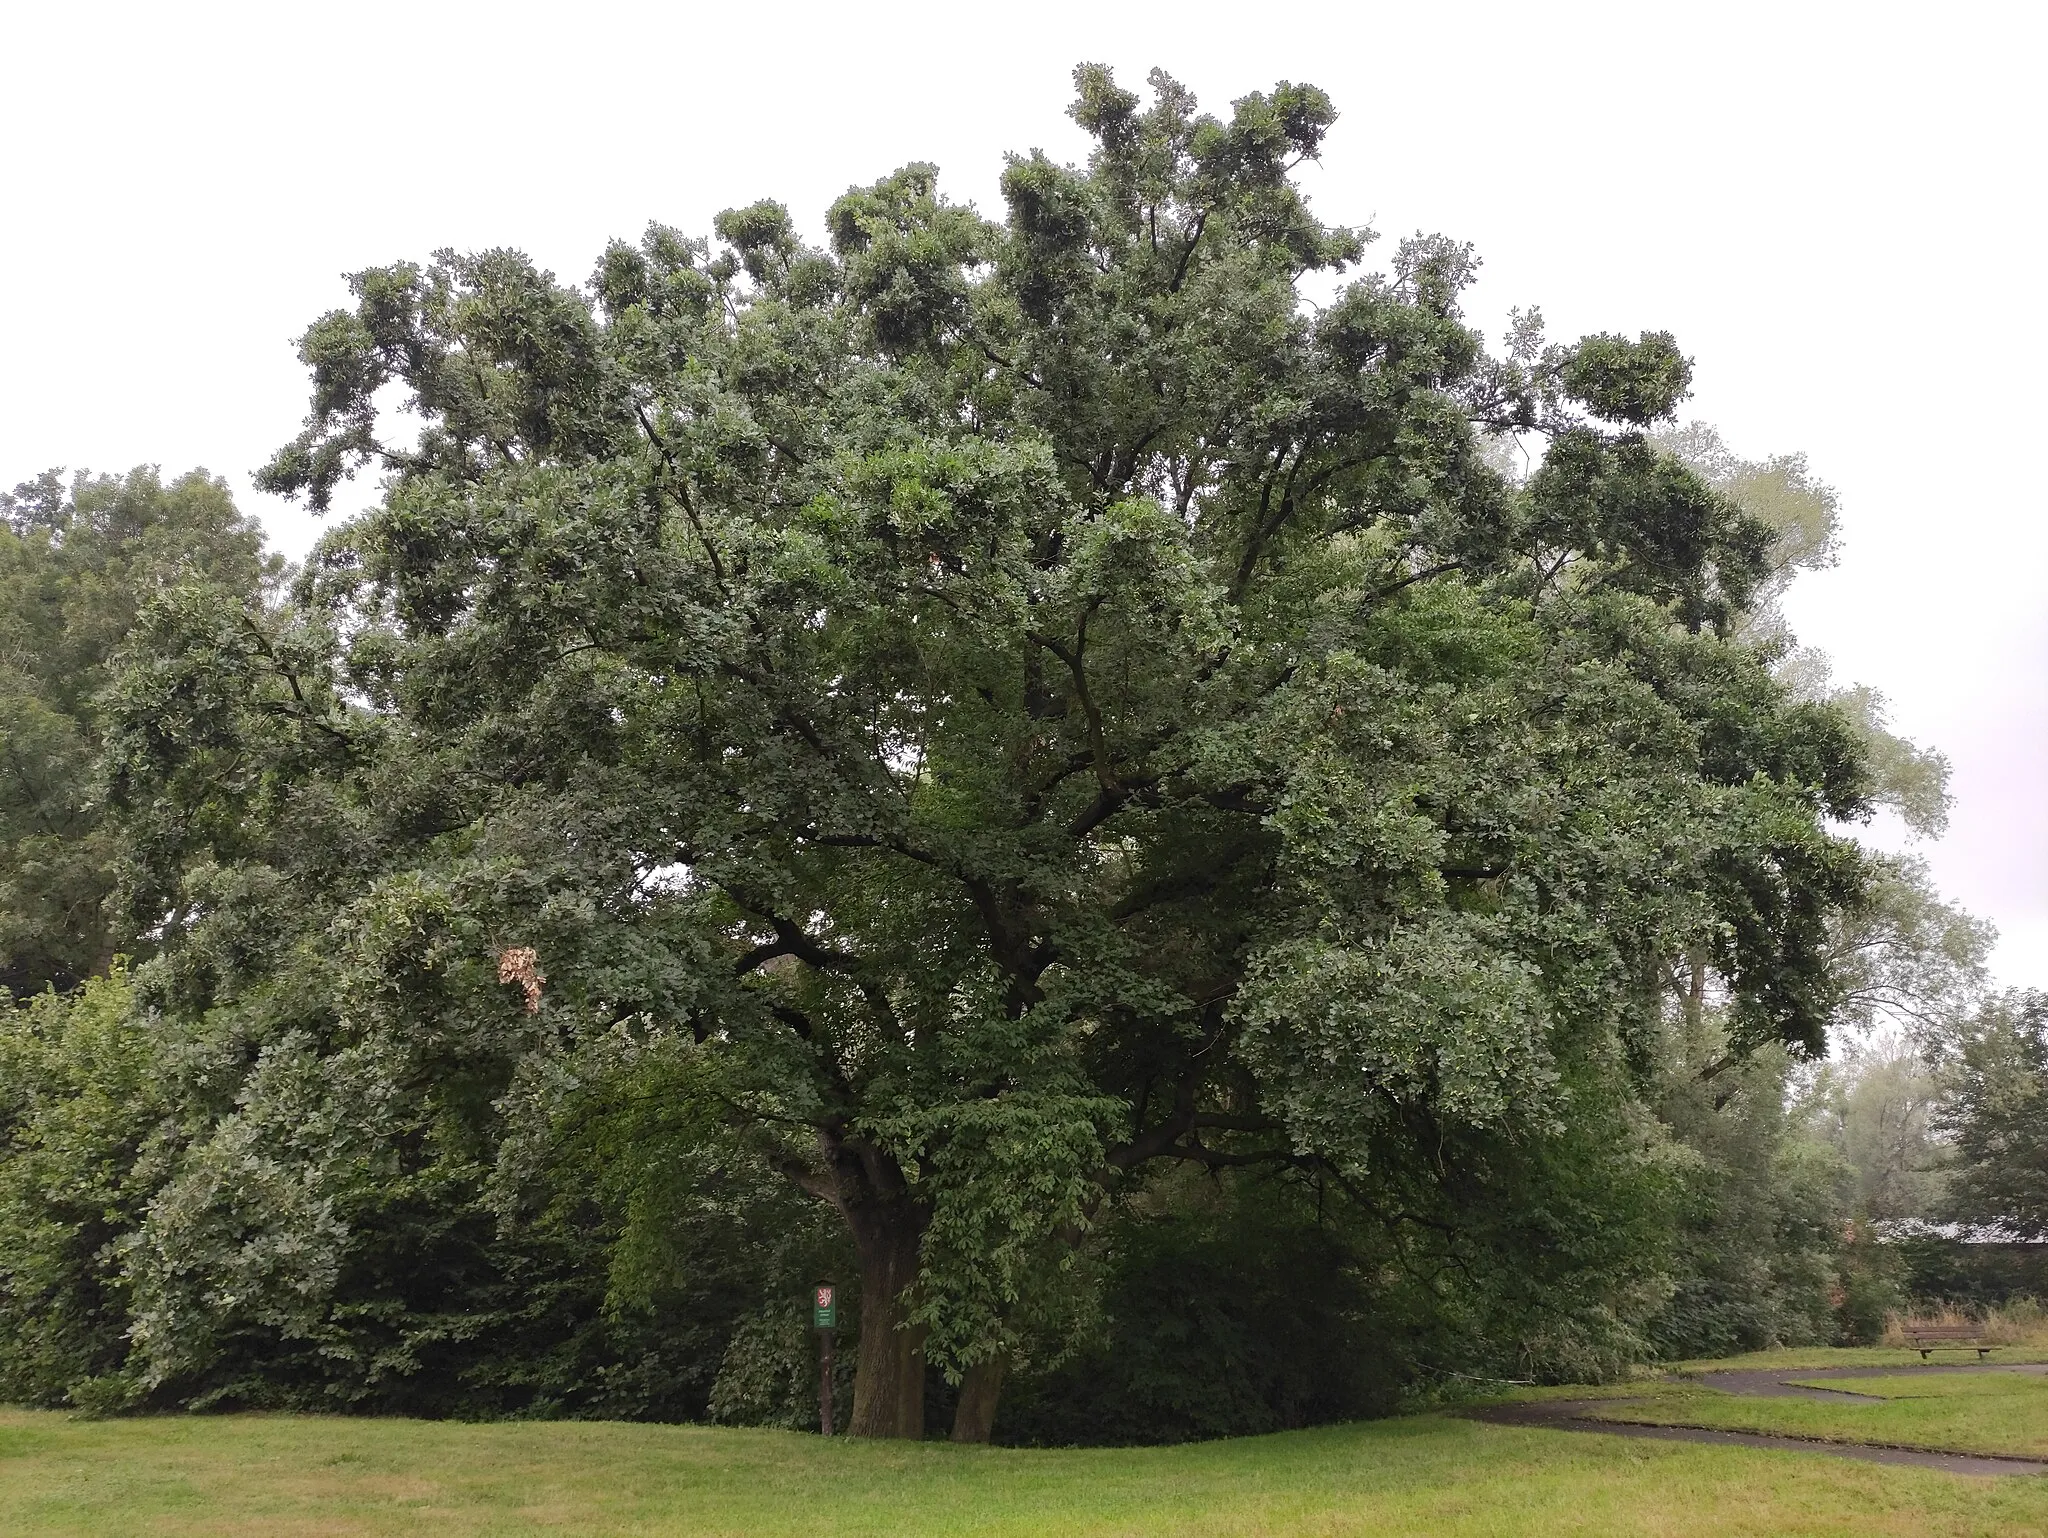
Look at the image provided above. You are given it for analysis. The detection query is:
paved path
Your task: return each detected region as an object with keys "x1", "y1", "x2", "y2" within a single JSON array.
[
  {"x1": 1468, "y1": 1363, "x2": 2048, "y2": 1478},
  {"x1": 1694, "y1": 1362, "x2": 2048, "y2": 1402}
]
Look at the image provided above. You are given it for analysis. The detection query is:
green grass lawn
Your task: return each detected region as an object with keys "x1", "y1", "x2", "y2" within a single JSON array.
[
  {"x1": 1584, "y1": 1367, "x2": 2048, "y2": 1460},
  {"x1": 4, "y1": 1393, "x2": 2048, "y2": 1538}
]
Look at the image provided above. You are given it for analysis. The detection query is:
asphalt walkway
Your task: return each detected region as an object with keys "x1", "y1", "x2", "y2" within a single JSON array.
[
  {"x1": 1469, "y1": 1362, "x2": 2048, "y2": 1478},
  {"x1": 1695, "y1": 1362, "x2": 2048, "y2": 1401}
]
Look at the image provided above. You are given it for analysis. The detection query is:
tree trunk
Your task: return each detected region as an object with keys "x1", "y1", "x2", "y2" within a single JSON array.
[
  {"x1": 950, "y1": 1354, "x2": 1007, "y2": 1443},
  {"x1": 845, "y1": 1194, "x2": 928, "y2": 1438}
]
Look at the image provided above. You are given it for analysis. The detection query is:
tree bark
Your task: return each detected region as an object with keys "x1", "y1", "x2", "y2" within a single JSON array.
[
  {"x1": 950, "y1": 1354, "x2": 1007, "y2": 1443},
  {"x1": 845, "y1": 1187, "x2": 928, "y2": 1438}
]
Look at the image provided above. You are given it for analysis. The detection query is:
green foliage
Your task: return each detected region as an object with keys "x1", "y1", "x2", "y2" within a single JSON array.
[
  {"x1": 1656, "y1": 425, "x2": 1953, "y2": 838},
  {"x1": 1645, "y1": 993, "x2": 1969, "y2": 1355},
  {"x1": 1939, "y1": 991, "x2": 2048, "y2": 1240},
  {"x1": 0, "y1": 968, "x2": 166, "y2": 1410},
  {"x1": 0, "y1": 468, "x2": 279, "y2": 997},
  {"x1": 1824, "y1": 854, "x2": 1989, "y2": 1035},
  {"x1": 997, "y1": 1174, "x2": 1400, "y2": 1444},
  {"x1": 1556, "y1": 331, "x2": 1693, "y2": 426},
  {"x1": 495, "y1": 1035, "x2": 856, "y2": 1425},
  {"x1": 1654, "y1": 421, "x2": 1839, "y2": 602},
  {"x1": 1648, "y1": 1012, "x2": 1846, "y2": 1358},
  {"x1": 1832, "y1": 1222, "x2": 1906, "y2": 1345},
  {"x1": 1833, "y1": 689, "x2": 1954, "y2": 838},
  {"x1": 999, "y1": 1065, "x2": 1679, "y2": 1442},
  {"x1": 1, "y1": 65, "x2": 1895, "y2": 1435},
  {"x1": 1893, "y1": 1234, "x2": 2048, "y2": 1307},
  {"x1": 1807, "y1": 1035, "x2": 1950, "y2": 1223},
  {"x1": 0, "y1": 910, "x2": 835, "y2": 1419}
]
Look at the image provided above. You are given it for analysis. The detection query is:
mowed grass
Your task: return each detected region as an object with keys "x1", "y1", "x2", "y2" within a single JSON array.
[
  {"x1": 1586, "y1": 1368, "x2": 2048, "y2": 1459},
  {"x1": 4, "y1": 1398, "x2": 2048, "y2": 1538}
]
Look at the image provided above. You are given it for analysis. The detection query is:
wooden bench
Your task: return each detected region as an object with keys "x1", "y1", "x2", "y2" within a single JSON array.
[{"x1": 1904, "y1": 1324, "x2": 1998, "y2": 1361}]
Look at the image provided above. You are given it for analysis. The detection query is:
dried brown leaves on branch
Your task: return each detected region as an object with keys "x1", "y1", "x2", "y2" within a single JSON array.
[{"x1": 497, "y1": 946, "x2": 545, "y2": 1012}]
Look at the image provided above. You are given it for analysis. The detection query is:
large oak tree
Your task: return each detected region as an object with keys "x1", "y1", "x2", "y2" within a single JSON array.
[{"x1": 110, "y1": 67, "x2": 1872, "y2": 1437}]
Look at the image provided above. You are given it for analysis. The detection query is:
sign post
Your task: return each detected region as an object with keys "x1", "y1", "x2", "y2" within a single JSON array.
[{"x1": 812, "y1": 1282, "x2": 838, "y2": 1436}]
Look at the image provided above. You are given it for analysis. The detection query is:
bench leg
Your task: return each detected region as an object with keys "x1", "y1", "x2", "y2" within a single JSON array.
[{"x1": 1920, "y1": 1349, "x2": 1932, "y2": 1361}]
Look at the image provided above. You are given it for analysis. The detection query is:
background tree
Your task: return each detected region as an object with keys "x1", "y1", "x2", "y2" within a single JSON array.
[
  {"x1": 1820, "y1": 855, "x2": 1990, "y2": 1039},
  {"x1": 0, "y1": 468, "x2": 280, "y2": 997},
  {"x1": 1658, "y1": 422, "x2": 1951, "y2": 837},
  {"x1": 1642, "y1": 782, "x2": 1984, "y2": 1353},
  {"x1": 1650, "y1": 1031, "x2": 1847, "y2": 1357},
  {"x1": 1808, "y1": 1035, "x2": 1950, "y2": 1225},
  {"x1": 1938, "y1": 991, "x2": 2048, "y2": 1239}
]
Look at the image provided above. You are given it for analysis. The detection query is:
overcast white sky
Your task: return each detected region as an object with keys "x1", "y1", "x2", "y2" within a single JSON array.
[{"x1": 5, "y1": 0, "x2": 2043, "y2": 987}]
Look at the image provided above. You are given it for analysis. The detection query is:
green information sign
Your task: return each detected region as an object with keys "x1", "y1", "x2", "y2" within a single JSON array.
[{"x1": 812, "y1": 1283, "x2": 838, "y2": 1435}]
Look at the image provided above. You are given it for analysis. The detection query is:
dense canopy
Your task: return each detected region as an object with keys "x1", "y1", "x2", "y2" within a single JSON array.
[{"x1": 10, "y1": 66, "x2": 2011, "y2": 1442}]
